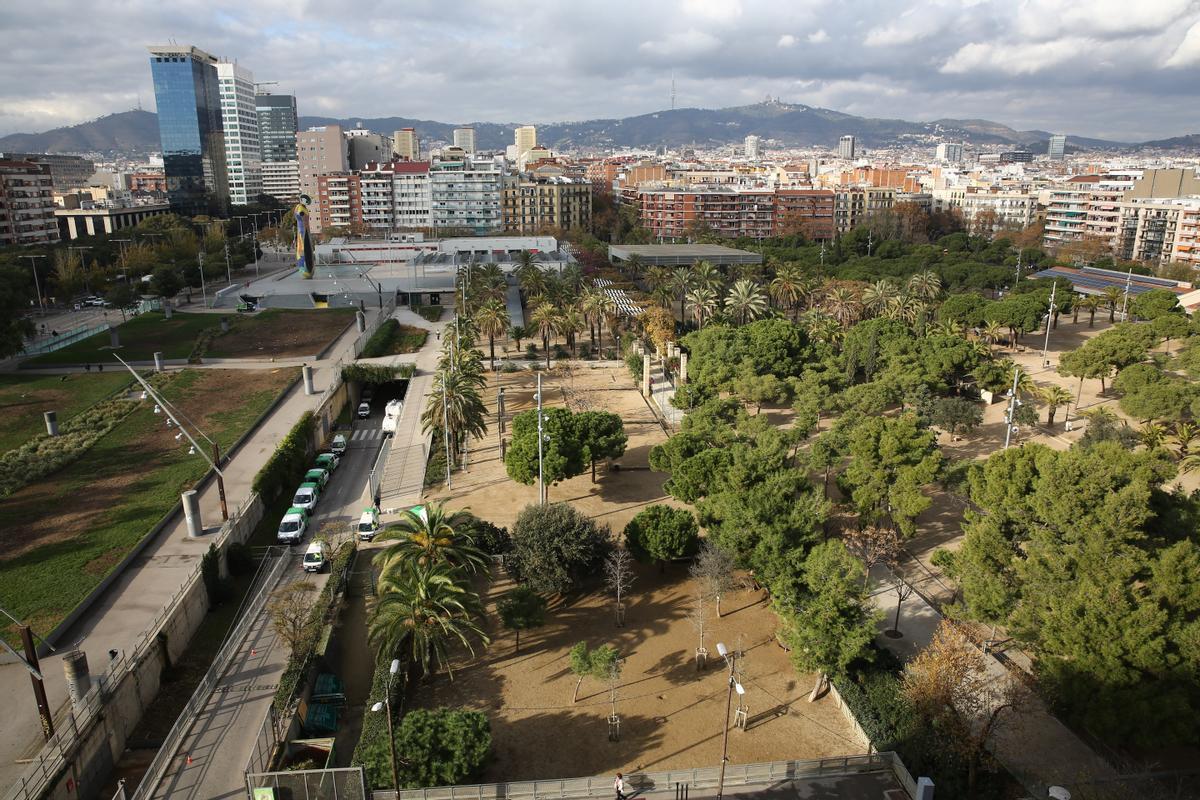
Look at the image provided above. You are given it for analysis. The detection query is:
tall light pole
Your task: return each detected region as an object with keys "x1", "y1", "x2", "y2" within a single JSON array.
[
  {"x1": 198, "y1": 250, "x2": 208, "y2": 308},
  {"x1": 369, "y1": 658, "x2": 402, "y2": 795},
  {"x1": 1118, "y1": 268, "x2": 1133, "y2": 322},
  {"x1": 22, "y1": 255, "x2": 47, "y2": 315},
  {"x1": 1003, "y1": 364, "x2": 1022, "y2": 450},
  {"x1": 442, "y1": 374, "x2": 452, "y2": 489},
  {"x1": 68, "y1": 245, "x2": 93, "y2": 295},
  {"x1": 536, "y1": 372, "x2": 545, "y2": 505},
  {"x1": 1040, "y1": 282, "x2": 1057, "y2": 365},
  {"x1": 715, "y1": 642, "x2": 744, "y2": 800}
]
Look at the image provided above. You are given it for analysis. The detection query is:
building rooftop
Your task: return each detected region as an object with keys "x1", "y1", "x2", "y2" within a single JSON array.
[
  {"x1": 1030, "y1": 265, "x2": 1200, "y2": 312},
  {"x1": 608, "y1": 244, "x2": 764, "y2": 266}
]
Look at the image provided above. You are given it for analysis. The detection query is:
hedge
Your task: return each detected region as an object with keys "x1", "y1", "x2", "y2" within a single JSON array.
[
  {"x1": 360, "y1": 319, "x2": 400, "y2": 359},
  {"x1": 251, "y1": 411, "x2": 316, "y2": 504},
  {"x1": 341, "y1": 363, "x2": 416, "y2": 385},
  {"x1": 272, "y1": 540, "x2": 356, "y2": 713},
  {"x1": 351, "y1": 654, "x2": 407, "y2": 788}
]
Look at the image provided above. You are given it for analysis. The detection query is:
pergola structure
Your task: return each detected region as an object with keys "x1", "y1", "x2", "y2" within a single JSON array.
[{"x1": 608, "y1": 244, "x2": 763, "y2": 268}]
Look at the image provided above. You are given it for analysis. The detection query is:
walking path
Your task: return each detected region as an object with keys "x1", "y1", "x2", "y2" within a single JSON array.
[
  {"x1": 374, "y1": 309, "x2": 449, "y2": 506},
  {"x1": 868, "y1": 563, "x2": 1118, "y2": 796},
  {"x1": 0, "y1": 308, "x2": 373, "y2": 791}
]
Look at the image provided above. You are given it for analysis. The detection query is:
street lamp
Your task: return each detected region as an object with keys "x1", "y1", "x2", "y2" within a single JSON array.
[
  {"x1": 1040, "y1": 282, "x2": 1057, "y2": 366},
  {"x1": 370, "y1": 658, "x2": 402, "y2": 794},
  {"x1": 714, "y1": 642, "x2": 745, "y2": 800},
  {"x1": 21, "y1": 255, "x2": 47, "y2": 315},
  {"x1": 1003, "y1": 365, "x2": 1022, "y2": 450}
]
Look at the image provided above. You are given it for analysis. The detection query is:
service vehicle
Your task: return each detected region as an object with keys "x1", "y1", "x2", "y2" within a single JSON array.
[
  {"x1": 330, "y1": 434, "x2": 347, "y2": 455},
  {"x1": 314, "y1": 452, "x2": 340, "y2": 472},
  {"x1": 277, "y1": 511, "x2": 307, "y2": 544},
  {"x1": 303, "y1": 467, "x2": 330, "y2": 489},
  {"x1": 292, "y1": 481, "x2": 321, "y2": 512},
  {"x1": 302, "y1": 540, "x2": 329, "y2": 573},
  {"x1": 356, "y1": 507, "x2": 381, "y2": 541},
  {"x1": 356, "y1": 402, "x2": 371, "y2": 419},
  {"x1": 381, "y1": 399, "x2": 402, "y2": 436}
]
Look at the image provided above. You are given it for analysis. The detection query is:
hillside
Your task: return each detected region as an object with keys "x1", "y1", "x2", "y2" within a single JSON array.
[{"x1": 6, "y1": 102, "x2": 1191, "y2": 158}]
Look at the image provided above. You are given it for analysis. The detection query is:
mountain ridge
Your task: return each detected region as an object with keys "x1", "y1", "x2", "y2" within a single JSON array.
[{"x1": 1, "y1": 102, "x2": 1194, "y2": 158}]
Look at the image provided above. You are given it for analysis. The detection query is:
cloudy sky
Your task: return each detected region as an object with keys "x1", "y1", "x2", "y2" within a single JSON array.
[{"x1": 2, "y1": 0, "x2": 1199, "y2": 141}]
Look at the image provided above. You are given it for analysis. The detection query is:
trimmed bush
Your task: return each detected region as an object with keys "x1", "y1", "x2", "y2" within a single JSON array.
[
  {"x1": 341, "y1": 363, "x2": 416, "y2": 385},
  {"x1": 624, "y1": 504, "x2": 699, "y2": 566},
  {"x1": 507, "y1": 502, "x2": 610, "y2": 595}
]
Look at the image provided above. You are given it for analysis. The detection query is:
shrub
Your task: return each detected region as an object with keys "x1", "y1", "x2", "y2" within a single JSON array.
[
  {"x1": 624, "y1": 504, "x2": 699, "y2": 566},
  {"x1": 397, "y1": 708, "x2": 490, "y2": 787},
  {"x1": 360, "y1": 319, "x2": 400, "y2": 359},
  {"x1": 625, "y1": 351, "x2": 643, "y2": 383},
  {"x1": 507, "y1": 502, "x2": 610, "y2": 594},
  {"x1": 352, "y1": 653, "x2": 406, "y2": 788},
  {"x1": 341, "y1": 363, "x2": 416, "y2": 385},
  {"x1": 252, "y1": 411, "x2": 316, "y2": 504},
  {"x1": 460, "y1": 514, "x2": 511, "y2": 556},
  {"x1": 225, "y1": 542, "x2": 256, "y2": 576}
]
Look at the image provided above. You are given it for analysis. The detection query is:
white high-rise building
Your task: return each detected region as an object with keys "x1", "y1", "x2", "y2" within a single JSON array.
[
  {"x1": 215, "y1": 61, "x2": 262, "y2": 206},
  {"x1": 744, "y1": 135, "x2": 761, "y2": 160},
  {"x1": 838, "y1": 135, "x2": 856, "y2": 160},
  {"x1": 453, "y1": 127, "x2": 477, "y2": 154},
  {"x1": 514, "y1": 126, "x2": 537, "y2": 159},
  {"x1": 935, "y1": 142, "x2": 964, "y2": 163},
  {"x1": 1048, "y1": 134, "x2": 1067, "y2": 161},
  {"x1": 260, "y1": 160, "x2": 299, "y2": 204}
]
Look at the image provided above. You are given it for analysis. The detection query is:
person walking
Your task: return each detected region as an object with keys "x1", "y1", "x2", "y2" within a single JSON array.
[{"x1": 614, "y1": 773, "x2": 626, "y2": 800}]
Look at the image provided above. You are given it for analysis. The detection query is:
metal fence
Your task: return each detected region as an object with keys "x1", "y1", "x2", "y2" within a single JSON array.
[
  {"x1": 20, "y1": 322, "x2": 109, "y2": 356},
  {"x1": 378, "y1": 754, "x2": 915, "y2": 800},
  {"x1": 244, "y1": 704, "x2": 282, "y2": 777},
  {"x1": 131, "y1": 550, "x2": 289, "y2": 800},
  {"x1": 245, "y1": 767, "x2": 367, "y2": 800}
]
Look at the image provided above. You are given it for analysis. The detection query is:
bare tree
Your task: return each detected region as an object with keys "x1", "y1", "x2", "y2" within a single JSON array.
[
  {"x1": 267, "y1": 580, "x2": 318, "y2": 653},
  {"x1": 903, "y1": 620, "x2": 1026, "y2": 797},
  {"x1": 606, "y1": 659, "x2": 624, "y2": 742},
  {"x1": 604, "y1": 549, "x2": 636, "y2": 627},
  {"x1": 688, "y1": 592, "x2": 709, "y2": 669},
  {"x1": 843, "y1": 525, "x2": 901, "y2": 584},
  {"x1": 689, "y1": 540, "x2": 735, "y2": 617},
  {"x1": 885, "y1": 567, "x2": 916, "y2": 638}
]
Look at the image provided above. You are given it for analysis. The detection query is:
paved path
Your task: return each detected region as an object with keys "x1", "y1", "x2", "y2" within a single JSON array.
[
  {"x1": 147, "y1": 412, "x2": 382, "y2": 800},
  {"x1": 0, "y1": 307, "x2": 377, "y2": 792},
  {"x1": 376, "y1": 309, "x2": 449, "y2": 506},
  {"x1": 868, "y1": 563, "x2": 1118, "y2": 796}
]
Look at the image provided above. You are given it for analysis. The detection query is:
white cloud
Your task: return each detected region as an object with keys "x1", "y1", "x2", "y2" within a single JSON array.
[
  {"x1": 941, "y1": 38, "x2": 1092, "y2": 75},
  {"x1": 638, "y1": 29, "x2": 722, "y2": 58},
  {"x1": 680, "y1": 0, "x2": 741, "y2": 22},
  {"x1": 1165, "y1": 18, "x2": 1200, "y2": 67},
  {"x1": 777, "y1": 34, "x2": 797, "y2": 48},
  {"x1": 1015, "y1": 0, "x2": 1195, "y2": 40},
  {"x1": 863, "y1": 8, "x2": 939, "y2": 47},
  {"x1": 807, "y1": 29, "x2": 829, "y2": 44}
]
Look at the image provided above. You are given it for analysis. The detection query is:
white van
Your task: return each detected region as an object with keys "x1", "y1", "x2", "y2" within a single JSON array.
[
  {"x1": 303, "y1": 541, "x2": 329, "y2": 573},
  {"x1": 330, "y1": 434, "x2": 348, "y2": 455},
  {"x1": 356, "y1": 507, "x2": 381, "y2": 541},
  {"x1": 381, "y1": 399, "x2": 402, "y2": 436},
  {"x1": 277, "y1": 512, "x2": 307, "y2": 544}
]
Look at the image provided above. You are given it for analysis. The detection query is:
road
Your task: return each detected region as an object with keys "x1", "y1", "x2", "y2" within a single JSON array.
[
  {"x1": 146, "y1": 408, "x2": 384, "y2": 800},
  {"x1": 0, "y1": 304, "x2": 377, "y2": 793}
]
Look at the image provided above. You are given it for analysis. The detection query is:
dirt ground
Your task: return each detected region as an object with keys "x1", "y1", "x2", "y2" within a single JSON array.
[
  {"x1": 207, "y1": 308, "x2": 356, "y2": 359},
  {"x1": 416, "y1": 364, "x2": 864, "y2": 781}
]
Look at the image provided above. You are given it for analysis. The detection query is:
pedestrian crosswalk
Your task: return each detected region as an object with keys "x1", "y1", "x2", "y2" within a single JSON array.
[{"x1": 350, "y1": 428, "x2": 386, "y2": 443}]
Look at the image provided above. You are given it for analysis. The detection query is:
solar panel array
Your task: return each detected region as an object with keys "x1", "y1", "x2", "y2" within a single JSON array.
[
  {"x1": 1030, "y1": 268, "x2": 1165, "y2": 297},
  {"x1": 1081, "y1": 266, "x2": 1179, "y2": 288}
]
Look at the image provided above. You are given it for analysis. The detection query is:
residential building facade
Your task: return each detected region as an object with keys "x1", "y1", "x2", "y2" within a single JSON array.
[
  {"x1": 0, "y1": 160, "x2": 59, "y2": 245},
  {"x1": 744, "y1": 135, "x2": 761, "y2": 160},
  {"x1": 260, "y1": 160, "x2": 300, "y2": 204},
  {"x1": 453, "y1": 127, "x2": 477, "y2": 154},
  {"x1": 430, "y1": 156, "x2": 502, "y2": 233},
  {"x1": 216, "y1": 61, "x2": 262, "y2": 206},
  {"x1": 0, "y1": 153, "x2": 94, "y2": 190},
  {"x1": 147, "y1": 45, "x2": 229, "y2": 216},
  {"x1": 501, "y1": 174, "x2": 592, "y2": 234},
  {"x1": 393, "y1": 128, "x2": 419, "y2": 161},
  {"x1": 316, "y1": 172, "x2": 362, "y2": 232},
  {"x1": 514, "y1": 126, "x2": 537, "y2": 159},
  {"x1": 838, "y1": 135, "x2": 856, "y2": 160},
  {"x1": 1047, "y1": 134, "x2": 1066, "y2": 161},
  {"x1": 298, "y1": 125, "x2": 348, "y2": 229}
]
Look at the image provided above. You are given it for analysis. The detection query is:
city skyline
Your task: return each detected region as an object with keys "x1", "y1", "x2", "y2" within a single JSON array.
[{"x1": 1, "y1": 0, "x2": 1199, "y2": 141}]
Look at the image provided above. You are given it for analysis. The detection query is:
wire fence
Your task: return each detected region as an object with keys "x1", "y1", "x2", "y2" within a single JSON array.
[
  {"x1": 376, "y1": 754, "x2": 915, "y2": 800},
  {"x1": 245, "y1": 767, "x2": 367, "y2": 800},
  {"x1": 131, "y1": 549, "x2": 289, "y2": 800}
]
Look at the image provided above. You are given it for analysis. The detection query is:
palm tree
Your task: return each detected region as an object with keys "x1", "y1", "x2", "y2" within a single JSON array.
[
  {"x1": 375, "y1": 503, "x2": 488, "y2": 574},
  {"x1": 589, "y1": 291, "x2": 615, "y2": 354},
  {"x1": 529, "y1": 302, "x2": 560, "y2": 369},
  {"x1": 422, "y1": 369, "x2": 488, "y2": 465},
  {"x1": 558, "y1": 307, "x2": 584, "y2": 356},
  {"x1": 1101, "y1": 286, "x2": 1123, "y2": 323},
  {"x1": 509, "y1": 324, "x2": 527, "y2": 351},
  {"x1": 724, "y1": 279, "x2": 768, "y2": 325},
  {"x1": 930, "y1": 320, "x2": 964, "y2": 338},
  {"x1": 770, "y1": 263, "x2": 805, "y2": 318},
  {"x1": 1170, "y1": 420, "x2": 1198, "y2": 459},
  {"x1": 473, "y1": 300, "x2": 510, "y2": 370},
  {"x1": 1181, "y1": 453, "x2": 1200, "y2": 474},
  {"x1": 651, "y1": 283, "x2": 674, "y2": 310},
  {"x1": 907, "y1": 271, "x2": 942, "y2": 302},
  {"x1": 799, "y1": 310, "x2": 841, "y2": 347},
  {"x1": 981, "y1": 320, "x2": 1005, "y2": 351},
  {"x1": 518, "y1": 265, "x2": 547, "y2": 303},
  {"x1": 686, "y1": 286, "x2": 719, "y2": 328},
  {"x1": 644, "y1": 266, "x2": 671, "y2": 294},
  {"x1": 1079, "y1": 295, "x2": 1101, "y2": 327},
  {"x1": 691, "y1": 260, "x2": 723, "y2": 293},
  {"x1": 670, "y1": 266, "x2": 694, "y2": 323},
  {"x1": 1038, "y1": 384, "x2": 1074, "y2": 426},
  {"x1": 861, "y1": 280, "x2": 899, "y2": 318},
  {"x1": 1140, "y1": 421, "x2": 1168, "y2": 450},
  {"x1": 623, "y1": 254, "x2": 646, "y2": 281},
  {"x1": 823, "y1": 286, "x2": 861, "y2": 327},
  {"x1": 369, "y1": 560, "x2": 488, "y2": 678}
]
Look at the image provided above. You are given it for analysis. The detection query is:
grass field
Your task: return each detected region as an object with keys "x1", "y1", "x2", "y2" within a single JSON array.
[
  {"x1": 0, "y1": 368, "x2": 296, "y2": 639},
  {"x1": 21, "y1": 308, "x2": 356, "y2": 366},
  {"x1": 360, "y1": 319, "x2": 428, "y2": 358},
  {"x1": 0, "y1": 373, "x2": 133, "y2": 453}
]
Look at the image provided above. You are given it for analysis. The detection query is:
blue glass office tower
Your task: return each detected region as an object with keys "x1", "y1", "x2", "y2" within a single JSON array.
[{"x1": 148, "y1": 45, "x2": 229, "y2": 216}]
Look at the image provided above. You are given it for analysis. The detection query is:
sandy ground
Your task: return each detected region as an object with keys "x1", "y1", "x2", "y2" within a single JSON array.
[
  {"x1": 413, "y1": 364, "x2": 863, "y2": 781},
  {"x1": 209, "y1": 309, "x2": 356, "y2": 359}
]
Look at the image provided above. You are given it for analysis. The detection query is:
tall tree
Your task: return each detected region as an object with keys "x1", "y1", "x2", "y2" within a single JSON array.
[
  {"x1": 473, "y1": 300, "x2": 510, "y2": 370},
  {"x1": 724, "y1": 279, "x2": 768, "y2": 325},
  {"x1": 839, "y1": 412, "x2": 943, "y2": 536}
]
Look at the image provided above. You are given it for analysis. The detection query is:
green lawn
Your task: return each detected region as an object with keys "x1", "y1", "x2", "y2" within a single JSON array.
[
  {"x1": 0, "y1": 373, "x2": 133, "y2": 453},
  {"x1": 360, "y1": 319, "x2": 428, "y2": 358},
  {"x1": 0, "y1": 368, "x2": 296, "y2": 640},
  {"x1": 21, "y1": 312, "x2": 220, "y2": 366}
]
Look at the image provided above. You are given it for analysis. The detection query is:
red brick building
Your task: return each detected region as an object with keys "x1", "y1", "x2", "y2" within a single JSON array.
[
  {"x1": 637, "y1": 186, "x2": 835, "y2": 242},
  {"x1": 317, "y1": 173, "x2": 363, "y2": 232}
]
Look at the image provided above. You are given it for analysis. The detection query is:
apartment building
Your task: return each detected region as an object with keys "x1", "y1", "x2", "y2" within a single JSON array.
[
  {"x1": 637, "y1": 186, "x2": 825, "y2": 241},
  {"x1": 501, "y1": 174, "x2": 592, "y2": 234},
  {"x1": 298, "y1": 125, "x2": 348, "y2": 229},
  {"x1": 316, "y1": 172, "x2": 362, "y2": 231},
  {"x1": 453, "y1": 127, "x2": 477, "y2": 154},
  {"x1": 514, "y1": 126, "x2": 537, "y2": 159},
  {"x1": 216, "y1": 61, "x2": 262, "y2": 206},
  {"x1": 1117, "y1": 198, "x2": 1200, "y2": 268},
  {"x1": 0, "y1": 160, "x2": 60, "y2": 245},
  {"x1": 774, "y1": 189, "x2": 836, "y2": 240},
  {"x1": 392, "y1": 162, "x2": 432, "y2": 231},
  {"x1": 347, "y1": 130, "x2": 392, "y2": 170},
  {"x1": 430, "y1": 156, "x2": 503, "y2": 233},
  {"x1": 959, "y1": 188, "x2": 1037, "y2": 232},
  {"x1": 393, "y1": 128, "x2": 419, "y2": 161},
  {"x1": 0, "y1": 153, "x2": 94, "y2": 190},
  {"x1": 835, "y1": 186, "x2": 894, "y2": 233},
  {"x1": 260, "y1": 161, "x2": 300, "y2": 204}
]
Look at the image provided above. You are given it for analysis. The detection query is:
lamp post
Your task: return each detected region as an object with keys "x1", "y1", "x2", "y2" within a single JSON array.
[
  {"x1": 1003, "y1": 364, "x2": 1022, "y2": 450},
  {"x1": 22, "y1": 255, "x2": 47, "y2": 315},
  {"x1": 714, "y1": 642, "x2": 744, "y2": 800},
  {"x1": 536, "y1": 372, "x2": 545, "y2": 505},
  {"x1": 1040, "y1": 282, "x2": 1057, "y2": 365},
  {"x1": 370, "y1": 658, "x2": 402, "y2": 794},
  {"x1": 442, "y1": 374, "x2": 452, "y2": 489},
  {"x1": 68, "y1": 245, "x2": 93, "y2": 295}
]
